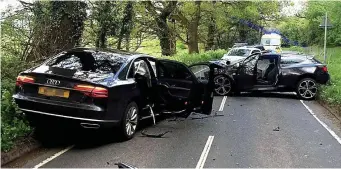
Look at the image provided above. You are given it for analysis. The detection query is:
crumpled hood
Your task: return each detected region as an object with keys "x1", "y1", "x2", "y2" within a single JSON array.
[{"x1": 221, "y1": 55, "x2": 245, "y2": 63}]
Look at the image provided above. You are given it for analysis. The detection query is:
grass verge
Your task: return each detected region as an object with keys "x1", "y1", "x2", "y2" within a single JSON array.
[{"x1": 285, "y1": 46, "x2": 341, "y2": 114}]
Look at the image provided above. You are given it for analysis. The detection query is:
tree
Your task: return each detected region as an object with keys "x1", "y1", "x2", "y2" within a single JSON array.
[
  {"x1": 172, "y1": 1, "x2": 202, "y2": 53},
  {"x1": 117, "y1": 2, "x2": 134, "y2": 51},
  {"x1": 144, "y1": 1, "x2": 178, "y2": 56},
  {"x1": 26, "y1": 1, "x2": 87, "y2": 61},
  {"x1": 91, "y1": 1, "x2": 121, "y2": 48}
]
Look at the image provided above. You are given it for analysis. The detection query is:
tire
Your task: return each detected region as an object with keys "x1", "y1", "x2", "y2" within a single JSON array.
[
  {"x1": 118, "y1": 102, "x2": 139, "y2": 140},
  {"x1": 214, "y1": 75, "x2": 232, "y2": 96},
  {"x1": 296, "y1": 78, "x2": 318, "y2": 100}
]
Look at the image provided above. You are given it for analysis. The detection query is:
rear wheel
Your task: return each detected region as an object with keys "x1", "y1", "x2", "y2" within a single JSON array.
[
  {"x1": 118, "y1": 102, "x2": 139, "y2": 140},
  {"x1": 214, "y1": 75, "x2": 232, "y2": 96},
  {"x1": 296, "y1": 78, "x2": 318, "y2": 100}
]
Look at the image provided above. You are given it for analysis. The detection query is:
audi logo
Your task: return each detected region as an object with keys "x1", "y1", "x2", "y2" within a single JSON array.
[{"x1": 46, "y1": 79, "x2": 60, "y2": 85}]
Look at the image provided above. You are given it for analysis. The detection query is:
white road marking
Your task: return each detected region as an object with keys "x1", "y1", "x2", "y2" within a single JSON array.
[
  {"x1": 196, "y1": 136, "x2": 214, "y2": 169},
  {"x1": 218, "y1": 96, "x2": 227, "y2": 111},
  {"x1": 33, "y1": 145, "x2": 74, "y2": 169},
  {"x1": 300, "y1": 100, "x2": 341, "y2": 145}
]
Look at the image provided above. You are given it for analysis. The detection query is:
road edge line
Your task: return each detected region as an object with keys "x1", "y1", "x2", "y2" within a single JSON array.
[
  {"x1": 195, "y1": 136, "x2": 214, "y2": 169},
  {"x1": 219, "y1": 96, "x2": 227, "y2": 111},
  {"x1": 300, "y1": 100, "x2": 341, "y2": 145},
  {"x1": 32, "y1": 145, "x2": 74, "y2": 169}
]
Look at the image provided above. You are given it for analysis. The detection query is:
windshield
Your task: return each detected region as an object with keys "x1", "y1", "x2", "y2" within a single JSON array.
[
  {"x1": 227, "y1": 49, "x2": 251, "y2": 57},
  {"x1": 261, "y1": 38, "x2": 281, "y2": 46}
]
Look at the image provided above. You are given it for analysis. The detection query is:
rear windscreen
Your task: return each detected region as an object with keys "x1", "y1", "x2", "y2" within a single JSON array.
[{"x1": 46, "y1": 51, "x2": 128, "y2": 74}]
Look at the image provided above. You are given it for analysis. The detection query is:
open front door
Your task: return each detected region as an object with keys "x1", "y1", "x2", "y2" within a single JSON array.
[
  {"x1": 188, "y1": 63, "x2": 218, "y2": 115},
  {"x1": 155, "y1": 60, "x2": 219, "y2": 115},
  {"x1": 235, "y1": 54, "x2": 260, "y2": 89}
]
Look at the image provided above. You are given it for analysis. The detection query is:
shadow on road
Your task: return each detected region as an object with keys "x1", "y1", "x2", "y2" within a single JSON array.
[
  {"x1": 237, "y1": 91, "x2": 298, "y2": 99},
  {"x1": 33, "y1": 116, "x2": 164, "y2": 150}
]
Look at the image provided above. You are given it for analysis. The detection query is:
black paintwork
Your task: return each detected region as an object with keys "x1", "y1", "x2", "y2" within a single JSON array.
[
  {"x1": 212, "y1": 53, "x2": 329, "y2": 93},
  {"x1": 13, "y1": 48, "x2": 220, "y2": 129}
]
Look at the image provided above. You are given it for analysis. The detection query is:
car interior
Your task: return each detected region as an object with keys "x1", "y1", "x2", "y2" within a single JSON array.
[{"x1": 256, "y1": 58, "x2": 279, "y2": 85}]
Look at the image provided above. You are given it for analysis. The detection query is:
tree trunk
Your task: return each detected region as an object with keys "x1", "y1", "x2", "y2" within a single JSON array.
[
  {"x1": 188, "y1": 23, "x2": 199, "y2": 53},
  {"x1": 156, "y1": 15, "x2": 175, "y2": 56},
  {"x1": 125, "y1": 33, "x2": 130, "y2": 51},
  {"x1": 238, "y1": 24, "x2": 247, "y2": 42},
  {"x1": 117, "y1": 1, "x2": 134, "y2": 50},
  {"x1": 187, "y1": 1, "x2": 201, "y2": 54},
  {"x1": 96, "y1": 27, "x2": 107, "y2": 48},
  {"x1": 117, "y1": 36, "x2": 123, "y2": 50},
  {"x1": 205, "y1": 16, "x2": 216, "y2": 51}
]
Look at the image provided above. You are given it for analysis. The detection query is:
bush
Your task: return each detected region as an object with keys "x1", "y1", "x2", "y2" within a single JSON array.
[
  {"x1": 160, "y1": 49, "x2": 227, "y2": 65},
  {"x1": 1, "y1": 56, "x2": 32, "y2": 152}
]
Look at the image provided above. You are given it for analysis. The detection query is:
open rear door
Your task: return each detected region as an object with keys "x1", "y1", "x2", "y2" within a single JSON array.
[{"x1": 155, "y1": 60, "x2": 220, "y2": 116}]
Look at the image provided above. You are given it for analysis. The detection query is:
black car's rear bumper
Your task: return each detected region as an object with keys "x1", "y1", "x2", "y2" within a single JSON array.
[
  {"x1": 316, "y1": 73, "x2": 330, "y2": 84},
  {"x1": 13, "y1": 94, "x2": 120, "y2": 128}
]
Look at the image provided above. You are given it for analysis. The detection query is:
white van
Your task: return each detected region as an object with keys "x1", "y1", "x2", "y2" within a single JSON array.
[{"x1": 261, "y1": 33, "x2": 282, "y2": 53}]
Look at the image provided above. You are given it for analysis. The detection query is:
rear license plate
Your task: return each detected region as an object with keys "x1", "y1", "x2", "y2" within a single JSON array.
[{"x1": 38, "y1": 87, "x2": 70, "y2": 98}]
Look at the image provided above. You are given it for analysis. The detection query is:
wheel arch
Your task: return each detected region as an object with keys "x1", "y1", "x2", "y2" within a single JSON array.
[{"x1": 296, "y1": 74, "x2": 317, "y2": 86}]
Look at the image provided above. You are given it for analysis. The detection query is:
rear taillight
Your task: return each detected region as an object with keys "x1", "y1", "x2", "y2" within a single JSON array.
[
  {"x1": 74, "y1": 84, "x2": 108, "y2": 98},
  {"x1": 16, "y1": 75, "x2": 35, "y2": 86},
  {"x1": 322, "y1": 66, "x2": 328, "y2": 72}
]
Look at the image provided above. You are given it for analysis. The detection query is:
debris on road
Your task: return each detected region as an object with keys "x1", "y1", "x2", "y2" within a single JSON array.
[
  {"x1": 273, "y1": 126, "x2": 280, "y2": 131},
  {"x1": 167, "y1": 117, "x2": 185, "y2": 122},
  {"x1": 233, "y1": 120, "x2": 236, "y2": 122},
  {"x1": 115, "y1": 162, "x2": 137, "y2": 169},
  {"x1": 190, "y1": 112, "x2": 224, "y2": 120},
  {"x1": 141, "y1": 130, "x2": 172, "y2": 138}
]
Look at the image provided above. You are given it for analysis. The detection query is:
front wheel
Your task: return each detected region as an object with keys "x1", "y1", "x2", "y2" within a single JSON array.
[
  {"x1": 214, "y1": 75, "x2": 232, "y2": 96},
  {"x1": 296, "y1": 78, "x2": 318, "y2": 100},
  {"x1": 118, "y1": 102, "x2": 139, "y2": 140}
]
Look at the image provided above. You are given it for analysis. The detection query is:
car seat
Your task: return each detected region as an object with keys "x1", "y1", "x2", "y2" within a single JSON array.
[{"x1": 263, "y1": 59, "x2": 275, "y2": 80}]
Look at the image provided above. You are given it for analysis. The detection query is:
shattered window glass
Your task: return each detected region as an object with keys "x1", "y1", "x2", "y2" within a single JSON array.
[{"x1": 47, "y1": 51, "x2": 128, "y2": 75}]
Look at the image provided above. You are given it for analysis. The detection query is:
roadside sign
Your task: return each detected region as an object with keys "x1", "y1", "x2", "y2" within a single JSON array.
[{"x1": 319, "y1": 16, "x2": 333, "y2": 28}]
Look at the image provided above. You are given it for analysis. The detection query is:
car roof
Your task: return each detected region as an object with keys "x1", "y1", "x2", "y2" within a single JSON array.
[{"x1": 232, "y1": 47, "x2": 260, "y2": 51}]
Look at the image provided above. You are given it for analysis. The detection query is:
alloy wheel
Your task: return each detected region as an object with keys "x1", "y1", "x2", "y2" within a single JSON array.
[
  {"x1": 298, "y1": 79, "x2": 317, "y2": 99},
  {"x1": 125, "y1": 106, "x2": 138, "y2": 136},
  {"x1": 214, "y1": 75, "x2": 231, "y2": 96}
]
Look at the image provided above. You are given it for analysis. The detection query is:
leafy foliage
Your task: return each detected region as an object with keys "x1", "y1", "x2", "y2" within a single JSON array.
[{"x1": 1, "y1": 56, "x2": 33, "y2": 152}]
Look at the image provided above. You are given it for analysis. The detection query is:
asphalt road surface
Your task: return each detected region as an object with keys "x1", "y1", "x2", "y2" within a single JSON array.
[{"x1": 5, "y1": 92, "x2": 341, "y2": 168}]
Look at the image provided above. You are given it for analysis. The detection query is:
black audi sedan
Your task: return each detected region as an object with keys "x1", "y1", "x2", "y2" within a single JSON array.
[
  {"x1": 13, "y1": 48, "x2": 218, "y2": 139},
  {"x1": 212, "y1": 52, "x2": 330, "y2": 100}
]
